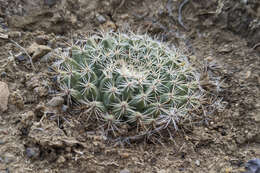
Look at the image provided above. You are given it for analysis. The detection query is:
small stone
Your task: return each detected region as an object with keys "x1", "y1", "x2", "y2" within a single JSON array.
[
  {"x1": 47, "y1": 96, "x2": 64, "y2": 107},
  {"x1": 57, "y1": 156, "x2": 66, "y2": 164},
  {"x1": 96, "y1": 13, "x2": 106, "y2": 24},
  {"x1": 195, "y1": 160, "x2": 200, "y2": 166},
  {"x1": 0, "y1": 82, "x2": 9, "y2": 112},
  {"x1": 0, "y1": 72, "x2": 7, "y2": 78},
  {"x1": 0, "y1": 33, "x2": 8, "y2": 39},
  {"x1": 8, "y1": 31, "x2": 21, "y2": 38},
  {"x1": 26, "y1": 42, "x2": 51, "y2": 61},
  {"x1": 25, "y1": 147, "x2": 40, "y2": 159},
  {"x1": 119, "y1": 152, "x2": 130, "y2": 159},
  {"x1": 15, "y1": 52, "x2": 27, "y2": 61},
  {"x1": 120, "y1": 169, "x2": 130, "y2": 173},
  {"x1": 218, "y1": 44, "x2": 232, "y2": 53},
  {"x1": 245, "y1": 158, "x2": 260, "y2": 173},
  {"x1": 61, "y1": 104, "x2": 68, "y2": 112}
]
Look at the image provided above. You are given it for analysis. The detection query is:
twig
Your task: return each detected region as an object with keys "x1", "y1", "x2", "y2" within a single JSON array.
[
  {"x1": 9, "y1": 39, "x2": 36, "y2": 71},
  {"x1": 178, "y1": 0, "x2": 190, "y2": 30},
  {"x1": 252, "y1": 42, "x2": 260, "y2": 50}
]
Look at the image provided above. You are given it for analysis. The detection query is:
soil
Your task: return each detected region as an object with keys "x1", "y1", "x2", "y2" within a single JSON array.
[{"x1": 0, "y1": 0, "x2": 259, "y2": 172}]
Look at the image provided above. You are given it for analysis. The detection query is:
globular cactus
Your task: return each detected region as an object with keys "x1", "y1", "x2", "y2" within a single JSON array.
[{"x1": 53, "y1": 32, "x2": 203, "y2": 136}]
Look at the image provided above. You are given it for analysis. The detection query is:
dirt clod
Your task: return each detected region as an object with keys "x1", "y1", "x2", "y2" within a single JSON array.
[{"x1": 26, "y1": 42, "x2": 51, "y2": 61}]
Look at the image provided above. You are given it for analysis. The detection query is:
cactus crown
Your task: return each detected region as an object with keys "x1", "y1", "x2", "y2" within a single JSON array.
[{"x1": 54, "y1": 32, "x2": 203, "y2": 137}]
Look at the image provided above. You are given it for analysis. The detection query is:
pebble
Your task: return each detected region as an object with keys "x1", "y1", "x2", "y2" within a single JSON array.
[
  {"x1": 61, "y1": 104, "x2": 68, "y2": 112},
  {"x1": 25, "y1": 147, "x2": 40, "y2": 159},
  {"x1": 195, "y1": 160, "x2": 200, "y2": 166},
  {"x1": 119, "y1": 152, "x2": 130, "y2": 159},
  {"x1": 0, "y1": 72, "x2": 7, "y2": 78},
  {"x1": 96, "y1": 13, "x2": 106, "y2": 24},
  {"x1": 26, "y1": 42, "x2": 51, "y2": 61},
  {"x1": 0, "y1": 33, "x2": 8, "y2": 39},
  {"x1": 8, "y1": 31, "x2": 21, "y2": 38},
  {"x1": 0, "y1": 82, "x2": 9, "y2": 112},
  {"x1": 15, "y1": 52, "x2": 27, "y2": 61},
  {"x1": 244, "y1": 158, "x2": 260, "y2": 173},
  {"x1": 120, "y1": 169, "x2": 130, "y2": 173},
  {"x1": 57, "y1": 156, "x2": 66, "y2": 164}
]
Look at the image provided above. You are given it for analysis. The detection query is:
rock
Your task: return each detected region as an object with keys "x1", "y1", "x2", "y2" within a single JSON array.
[
  {"x1": 8, "y1": 31, "x2": 21, "y2": 38},
  {"x1": 47, "y1": 96, "x2": 64, "y2": 107},
  {"x1": 119, "y1": 152, "x2": 130, "y2": 159},
  {"x1": 25, "y1": 147, "x2": 40, "y2": 159},
  {"x1": 96, "y1": 13, "x2": 106, "y2": 24},
  {"x1": 15, "y1": 52, "x2": 27, "y2": 61},
  {"x1": 0, "y1": 82, "x2": 9, "y2": 112},
  {"x1": 61, "y1": 104, "x2": 68, "y2": 112},
  {"x1": 26, "y1": 42, "x2": 51, "y2": 61},
  {"x1": 0, "y1": 72, "x2": 7, "y2": 78},
  {"x1": 195, "y1": 160, "x2": 200, "y2": 166},
  {"x1": 120, "y1": 169, "x2": 130, "y2": 173},
  {"x1": 0, "y1": 33, "x2": 8, "y2": 39},
  {"x1": 218, "y1": 44, "x2": 233, "y2": 53},
  {"x1": 57, "y1": 156, "x2": 66, "y2": 164},
  {"x1": 244, "y1": 158, "x2": 260, "y2": 173}
]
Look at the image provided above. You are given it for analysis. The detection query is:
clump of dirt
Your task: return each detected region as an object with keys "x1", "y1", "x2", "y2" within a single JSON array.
[{"x1": 0, "y1": 0, "x2": 259, "y2": 172}]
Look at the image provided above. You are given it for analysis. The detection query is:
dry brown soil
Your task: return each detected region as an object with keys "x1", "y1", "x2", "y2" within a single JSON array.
[{"x1": 0, "y1": 0, "x2": 259, "y2": 172}]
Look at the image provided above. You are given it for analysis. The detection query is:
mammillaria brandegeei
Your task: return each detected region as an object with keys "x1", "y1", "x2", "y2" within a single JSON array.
[{"x1": 53, "y1": 32, "x2": 204, "y2": 138}]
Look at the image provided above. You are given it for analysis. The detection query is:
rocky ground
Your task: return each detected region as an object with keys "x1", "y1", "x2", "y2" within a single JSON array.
[{"x1": 0, "y1": 0, "x2": 259, "y2": 172}]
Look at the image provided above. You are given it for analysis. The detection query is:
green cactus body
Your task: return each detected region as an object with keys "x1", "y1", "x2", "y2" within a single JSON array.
[{"x1": 54, "y1": 32, "x2": 202, "y2": 135}]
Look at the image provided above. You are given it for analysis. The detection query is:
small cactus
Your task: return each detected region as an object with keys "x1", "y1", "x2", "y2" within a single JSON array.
[{"x1": 53, "y1": 32, "x2": 203, "y2": 137}]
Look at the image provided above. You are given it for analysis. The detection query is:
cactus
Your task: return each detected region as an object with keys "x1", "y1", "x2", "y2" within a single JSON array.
[{"x1": 53, "y1": 32, "x2": 203, "y2": 137}]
